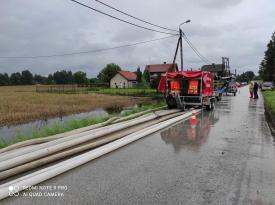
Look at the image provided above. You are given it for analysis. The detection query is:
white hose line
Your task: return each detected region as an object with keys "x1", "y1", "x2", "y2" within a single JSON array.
[
  {"x1": 0, "y1": 109, "x2": 200, "y2": 200},
  {"x1": 112, "y1": 106, "x2": 167, "y2": 123},
  {"x1": 0, "y1": 114, "x2": 152, "y2": 160},
  {"x1": 0, "y1": 114, "x2": 155, "y2": 171},
  {"x1": 0, "y1": 112, "x2": 183, "y2": 180},
  {"x1": 0, "y1": 106, "x2": 166, "y2": 155},
  {"x1": 0, "y1": 117, "x2": 119, "y2": 154},
  {"x1": 0, "y1": 109, "x2": 179, "y2": 162},
  {"x1": 0, "y1": 110, "x2": 181, "y2": 171}
]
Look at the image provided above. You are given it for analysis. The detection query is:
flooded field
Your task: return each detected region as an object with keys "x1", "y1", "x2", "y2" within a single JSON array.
[
  {"x1": 0, "y1": 86, "x2": 149, "y2": 126},
  {"x1": 0, "y1": 104, "x2": 140, "y2": 144}
]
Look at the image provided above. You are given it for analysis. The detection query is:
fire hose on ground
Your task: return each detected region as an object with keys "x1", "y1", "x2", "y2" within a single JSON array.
[
  {"x1": 0, "y1": 106, "x2": 167, "y2": 155},
  {"x1": 0, "y1": 112, "x2": 183, "y2": 180},
  {"x1": 0, "y1": 109, "x2": 181, "y2": 171},
  {"x1": 0, "y1": 109, "x2": 201, "y2": 200}
]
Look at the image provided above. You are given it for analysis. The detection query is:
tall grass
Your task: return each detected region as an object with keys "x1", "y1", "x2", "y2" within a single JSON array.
[
  {"x1": 262, "y1": 90, "x2": 275, "y2": 114},
  {"x1": 0, "y1": 85, "x2": 150, "y2": 126},
  {"x1": 0, "y1": 101, "x2": 165, "y2": 148},
  {"x1": 96, "y1": 88, "x2": 160, "y2": 97}
]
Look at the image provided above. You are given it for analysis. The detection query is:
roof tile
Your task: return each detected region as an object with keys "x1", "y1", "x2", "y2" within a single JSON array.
[
  {"x1": 145, "y1": 64, "x2": 178, "y2": 73},
  {"x1": 118, "y1": 71, "x2": 137, "y2": 81}
]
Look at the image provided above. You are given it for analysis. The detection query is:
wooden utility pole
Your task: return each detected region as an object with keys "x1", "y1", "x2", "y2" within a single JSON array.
[
  {"x1": 179, "y1": 29, "x2": 183, "y2": 71},
  {"x1": 171, "y1": 30, "x2": 183, "y2": 72}
]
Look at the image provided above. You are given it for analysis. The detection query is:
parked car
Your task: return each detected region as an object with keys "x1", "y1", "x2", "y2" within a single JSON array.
[
  {"x1": 241, "y1": 82, "x2": 248, "y2": 86},
  {"x1": 235, "y1": 82, "x2": 241, "y2": 87},
  {"x1": 261, "y1": 82, "x2": 274, "y2": 91},
  {"x1": 227, "y1": 81, "x2": 238, "y2": 96},
  {"x1": 222, "y1": 77, "x2": 237, "y2": 96}
]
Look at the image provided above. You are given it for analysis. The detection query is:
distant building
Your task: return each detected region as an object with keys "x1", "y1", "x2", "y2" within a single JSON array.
[
  {"x1": 201, "y1": 64, "x2": 225, "y2": 77},
  {"x1": 110, "y1": 71, "x2": 137, "y2": 88},
  {"x1": 144, "y1": 62, "x2": 178, "y2": 81}
]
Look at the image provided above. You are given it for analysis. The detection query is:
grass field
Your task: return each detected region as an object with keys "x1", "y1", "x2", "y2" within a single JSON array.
[
  {"x1": 0, "y1": 86, "x2": 151, "y2": 126},
  {"x1": 96, "y1": 88, "x2": 160, "y2": 97},
  {"x1": 35, "y1": 85, "x2": 160, "y2": 97},
  {"x1": 262, "y1": 90, "x2": 275, "y2": 114}
]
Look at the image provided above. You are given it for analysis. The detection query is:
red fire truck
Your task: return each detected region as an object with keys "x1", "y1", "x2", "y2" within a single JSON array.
[{"x1": 158, "y1": 70, "x2": 215, "y2": 111}]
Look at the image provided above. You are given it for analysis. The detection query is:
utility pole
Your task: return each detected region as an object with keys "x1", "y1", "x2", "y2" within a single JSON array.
[
  {"x1": 179, "y1": 29, "x2": 183, "y2": 71},
  {"x1": 171, "y1": 36, "x2": 181, "y2": 72},
  {"x1": 171, "y1": 20, "x2": 191, "y2": 72},
  {"x1": 222, "y1": 57, "x2": 230, "y2": 76}
]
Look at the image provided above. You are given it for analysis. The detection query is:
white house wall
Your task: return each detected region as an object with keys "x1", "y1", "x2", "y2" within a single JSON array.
[{"x1": 110, "y1": 73, "x2": 130, "y2": 88}]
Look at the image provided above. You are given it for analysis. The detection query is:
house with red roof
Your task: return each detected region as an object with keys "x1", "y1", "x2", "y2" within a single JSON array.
[
  {"x1": 144, "y1": 62, "x2": 178, "y2": 81},
  {"x1": 110, "y1": 70, "x2": 137, "y2": 88}
]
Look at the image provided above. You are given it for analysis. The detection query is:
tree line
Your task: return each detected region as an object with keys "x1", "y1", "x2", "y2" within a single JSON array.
[
  {"x1": 236, "y1": 71, "x2": 256, "y2": 83},
  {"x1": 259, "y1": 31, "x2": 275, "y2": 83},
  {"x1": 0, "y1": 63, "x2": 154, "y2": 87},
  {"x1": 0, "y1": 70, "x2": 89, "y2": 86}
]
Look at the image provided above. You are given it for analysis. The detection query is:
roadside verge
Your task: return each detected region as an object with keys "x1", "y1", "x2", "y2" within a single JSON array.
[{"x1": 262, "y1": 90, "x2": 275, "y2": 136}]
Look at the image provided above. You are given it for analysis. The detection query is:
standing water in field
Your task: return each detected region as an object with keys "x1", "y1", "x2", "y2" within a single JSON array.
[
  {"x1": 0, "y1": 104, "x2": 141, "y2": 145},
  {"x1": 0, "y1": 108, "x2": 108, "y2": 144}
]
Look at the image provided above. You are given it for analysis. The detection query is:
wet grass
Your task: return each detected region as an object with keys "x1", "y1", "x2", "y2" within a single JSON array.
[
  {"x1": 0, "y1": 102, "x2": 165, "y2": 149},
  {"x1": 262, "y1": 90, "x2": 275, "y2": 114},
  {"x1": 0, "y1": 86, "x2": 150, "y2": 126},
  {"x1": 96, "y1": 88, "x2": 160, "y2": 97}
]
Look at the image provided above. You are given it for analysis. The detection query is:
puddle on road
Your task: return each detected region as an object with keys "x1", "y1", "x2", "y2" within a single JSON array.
[{"x1": 160, "y1": 111, "x2": 220, "y2": 153}]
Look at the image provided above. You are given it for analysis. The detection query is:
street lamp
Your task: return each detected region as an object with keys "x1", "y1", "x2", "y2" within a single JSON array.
[
  {"x1": 172, "y1": 20, "x2": 191, "y2": 71},
  {"x1": 179, "y1": 19, "x2": 191, "y2": 30}
]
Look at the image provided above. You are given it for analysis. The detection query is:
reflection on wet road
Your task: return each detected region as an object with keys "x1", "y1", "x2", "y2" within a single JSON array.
[
  {"x1": 2, "y1": 86, "x2": 275, "y2": 205},
  {"x1": 161, "y1": 111, "x2": 219, "y2": 153}
]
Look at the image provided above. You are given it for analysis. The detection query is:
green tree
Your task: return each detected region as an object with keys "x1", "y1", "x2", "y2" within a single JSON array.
[
  {"x1": 10, "y1": 72, "x2": 21, "y2": 85},
  {"x1": 46, "y1": 74, "x2": 54, "y2": 84},
  {"x1": 259, "y1": 32, "x2": 275, "y2": 82},
  {"x1": 136, "y1": 67, "x2": 142, "y2": 82},
  {"x1": 53, "y1": 70, "x2": 73, "y2": 84},
  {"x1": 34, "y1": 74, "x2": 47, "y2": 84},
  {"x1": 73, "y1": 71, "x2": 88, "y2": 85},
  {"x1": 0, "y1": 73, "x2": 9, "y2": 85},
  {"x1": 21, "y1": 70, "x2": 34, "y2": 85},
  {"x1": 236, "y1": 71, "x2": 255, "y2": 82},
  {"x1": 245, "y1": 71, "x2": 255, "y2": 81},
  {"x1": 90, "y1": 78, "x2": 103, "y2": 84},
  {"x1": 143, "y1": 70, "x2": 150, "y2": 83},
  {"x1": 97, "y1": 63, "x2": 121, "y2": 83}
]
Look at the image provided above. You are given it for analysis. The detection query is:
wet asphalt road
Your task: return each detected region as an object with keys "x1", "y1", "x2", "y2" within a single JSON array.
[{"x1": 2, "y1": 86, "x2": 275, "y2": 205}]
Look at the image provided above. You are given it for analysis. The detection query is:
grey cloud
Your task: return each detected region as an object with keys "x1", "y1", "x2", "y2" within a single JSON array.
[
  {"x1": 0, "y1": 0, "x2": 274, "y2": 77},
  {"x1": 198, "y1": 0, "x2": 243, "y2": 8}
]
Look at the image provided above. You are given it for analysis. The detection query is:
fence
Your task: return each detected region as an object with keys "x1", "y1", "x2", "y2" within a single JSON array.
[
  {"x1": 35, "y1": 84, "x2": 162, "y2": 98},
  {"x1": 36, "y1": 84, "x2": 89, "y2": 94}
]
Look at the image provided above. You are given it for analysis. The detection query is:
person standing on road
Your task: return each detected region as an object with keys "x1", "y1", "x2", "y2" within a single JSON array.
[
  {"x1": 249, "y1": 82, "x2": 254, "y2": 98},
  {"x1": 253, "y1": 82, "x2": 259, "y2": 99}
]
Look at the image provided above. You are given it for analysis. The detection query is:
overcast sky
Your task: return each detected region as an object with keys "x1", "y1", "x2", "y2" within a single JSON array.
[{"x1": 0, "y1": 0, "x2": 274, "y2": 77}]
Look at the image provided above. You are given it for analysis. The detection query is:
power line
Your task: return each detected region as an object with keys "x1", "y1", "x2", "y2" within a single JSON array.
[
  {"x1": 69, "y1": 0, "x2": 178, "y2": 35},
  {"x1": 183, "y1": 34, "x2": 212, "y2": 64},
  {"x1": 182, "y1": 34, "x2": 211, "y2": 64},
  {"x1": 0, "y1": 35, "x2": 177, "y2": 59},
  {"x1": 93, "y1": 0, "x2": 177, "y2": 32},
  {"x1": 182, "y1": 33, "x2": 212, "y2": 64}
]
